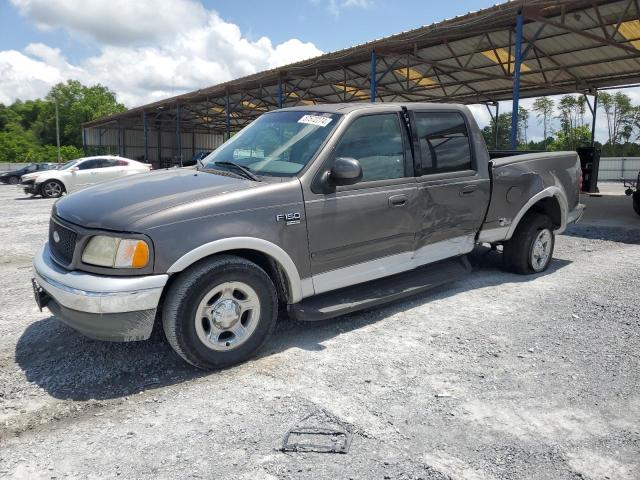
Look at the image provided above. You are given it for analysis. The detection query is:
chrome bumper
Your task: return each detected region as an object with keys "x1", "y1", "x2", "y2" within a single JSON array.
[
  {"x1": 33, "y1": 243, "x2": 168, "y2": 314},
  {"x1": 32, "y1": 244, "x2": 168, "y2": 341}
]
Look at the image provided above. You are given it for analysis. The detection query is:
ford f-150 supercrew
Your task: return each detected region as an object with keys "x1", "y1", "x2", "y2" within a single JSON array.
[{"x1": 31, "y1": 103, "x2": 585, "y2": 369}]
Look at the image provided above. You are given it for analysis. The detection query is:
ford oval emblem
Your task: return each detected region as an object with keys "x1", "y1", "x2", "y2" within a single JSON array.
[{"x1": 53, "y1": 231, "x2": 60, "y2": 243}]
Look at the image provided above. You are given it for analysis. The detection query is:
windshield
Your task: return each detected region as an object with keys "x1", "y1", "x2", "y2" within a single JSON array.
[{"x1": 203, "y1": 111, "x2": 341, "y2": 177}]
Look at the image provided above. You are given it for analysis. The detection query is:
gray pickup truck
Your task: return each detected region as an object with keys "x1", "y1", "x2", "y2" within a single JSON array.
[{"x1": 32, "y1": 103, "x2": 584, "y2": 369}]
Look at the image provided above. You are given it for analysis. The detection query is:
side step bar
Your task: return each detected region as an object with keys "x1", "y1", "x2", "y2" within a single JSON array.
[{"x1": 288, "y1": 255, "x2": 471, "y2": 322}]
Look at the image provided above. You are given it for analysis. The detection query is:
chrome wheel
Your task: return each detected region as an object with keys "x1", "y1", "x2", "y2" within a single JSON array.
[
  {"x1": 530, "y1": 228, "x2": 552, "y2": 272},
  {"x1": 194, "y1": 281, "x2": 261, "y2": 351},
  {"x1": 43, "y1": 181, "x2": 62, "y2": 198}
]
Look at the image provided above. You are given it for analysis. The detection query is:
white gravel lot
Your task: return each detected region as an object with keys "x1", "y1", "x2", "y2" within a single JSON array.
[{"x1": 0, "y1": 184, "x2": 638, "y2": 480}]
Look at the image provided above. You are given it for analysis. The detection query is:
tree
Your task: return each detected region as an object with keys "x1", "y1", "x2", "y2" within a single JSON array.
[
  {"x1": 532, "y1": 97, "x2": 554, "y2": 150},
  {"x1": 481, "y1": 112, "x2": 512, "y2": 150},
  {"x1": 598, "y1": 91, "x2": 635, "y2": 153},
  {"x1": 518, "y1": 106, "x2": 529, "y2": 146},
  {"x1": 0, "y1": 80, "x2": 124, "y2": 162},
  {"x1": 35, "y1": 80, "x2": 126, "y2": 148}
]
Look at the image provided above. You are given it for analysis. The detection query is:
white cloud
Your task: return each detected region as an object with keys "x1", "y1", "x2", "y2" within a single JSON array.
[
  {"x1": 10, "y1": 0, "x2": 208, "y2": 45},
  {"x1": 311, "y1": 0, "x2": 372, "y2": 17},
  {"x1": 1, "y1": 3, "x2": 323, "y2": 107}
]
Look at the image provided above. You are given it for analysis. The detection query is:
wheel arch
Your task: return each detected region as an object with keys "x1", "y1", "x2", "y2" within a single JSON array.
[
  {"x1": 166, "y1": 237, "x2": 311, "y2": 303},
  {"x1": 40, "y1": 175, "x2": 67, "y2": 193},
  {"x1": 506, "y1": 186, "x2": 567, "y2": 240}
]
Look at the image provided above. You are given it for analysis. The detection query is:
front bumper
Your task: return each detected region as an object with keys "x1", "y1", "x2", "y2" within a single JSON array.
[
  {"x1": 32, "y1": 243, "x2": 168, "y2": 341},
  {"x1": 21, "y1": 182, "x2": 38, "y2": 195}
]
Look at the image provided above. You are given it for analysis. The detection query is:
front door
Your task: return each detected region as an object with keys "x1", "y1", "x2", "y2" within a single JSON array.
[
  {"x1": 304, "y1": 112, "x2": 419, "y2": 294},
  {"x1": 410, "y1": 110, "x2": 491, "y2": 261}
]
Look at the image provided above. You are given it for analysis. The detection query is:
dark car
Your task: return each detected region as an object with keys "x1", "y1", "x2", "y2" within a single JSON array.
[{"x1": 0, "y1": 163, "x2": 57, "y2": 185}]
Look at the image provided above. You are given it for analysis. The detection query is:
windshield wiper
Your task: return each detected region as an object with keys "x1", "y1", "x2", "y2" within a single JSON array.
[{"x1": 213, "y1": 161, "x2": 260, "y2": 181}]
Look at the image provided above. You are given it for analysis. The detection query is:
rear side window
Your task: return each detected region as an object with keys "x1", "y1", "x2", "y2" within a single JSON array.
[
  {"x1": 115, "y1": 159, "x2": 129, "y2": 166},
  {"x1": 333, "y1": 113, "x2": 405, "y2": 182},
  {"x1": 414, "y1": 112, "x2": 472, "y2": 175}
]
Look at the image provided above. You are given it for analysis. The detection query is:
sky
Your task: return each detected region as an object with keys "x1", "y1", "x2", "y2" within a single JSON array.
[{"x1": 0, "y1": 0, "x2": 637, "y2": 143}]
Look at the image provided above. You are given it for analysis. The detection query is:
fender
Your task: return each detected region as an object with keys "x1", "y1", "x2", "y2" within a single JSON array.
[
  {"x1": 506, "y1": 186, "x2": 568, "y2": 240},
  {"x1": 166, "y1": 237, "x2": 312, "y2": 303}
]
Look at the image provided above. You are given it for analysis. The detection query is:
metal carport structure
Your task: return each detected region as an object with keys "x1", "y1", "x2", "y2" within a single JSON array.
[{"x1": 82, "y1": 0, "x2": 640, "y2": 167}]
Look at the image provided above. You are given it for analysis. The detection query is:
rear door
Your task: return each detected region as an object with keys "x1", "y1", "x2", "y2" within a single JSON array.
[
  {"x1": 304, "y1": 112, "x2": 419, "y2": 294},
  {"x1": 411, "y1": 110, "x2": 490, "y2": 261}
]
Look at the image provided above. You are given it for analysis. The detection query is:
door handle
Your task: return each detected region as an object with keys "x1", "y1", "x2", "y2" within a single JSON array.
[
  {"x1": 460, "y1": 184, "x2": 478, "y2": 196},
  {"x1": 388, "y1": 194, "x2": 408, "y2": 207}
]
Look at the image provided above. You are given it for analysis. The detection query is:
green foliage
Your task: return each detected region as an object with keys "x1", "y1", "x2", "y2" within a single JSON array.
[
  {"x1": 0, "y1": 80, "x2": 125, "y2": 162},
  {"x1": 481, "y1": 112, "x2": 512, "y2": 150}
]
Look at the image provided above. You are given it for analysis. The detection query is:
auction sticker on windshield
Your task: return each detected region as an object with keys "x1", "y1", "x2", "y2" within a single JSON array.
[{"x1": 298, "y1": 115, "x2": 333, "y2": 127}]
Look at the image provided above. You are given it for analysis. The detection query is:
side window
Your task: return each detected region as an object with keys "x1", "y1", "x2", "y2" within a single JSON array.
[
  {"x1": 100, "y1": 159, "x2": 118, "y2": 167},
  {"x1": 333, "y1": 114, "x2": 405, "y2": 183},
  {"x1": 414, "y1": 112, "x2": 472, "y2": 175},
  {"x1": 115, "y1": 159, "x2": 129, "y2": 166},
  {"x1": 78, "y1": 160, "x2": 101, "y2": 170}
]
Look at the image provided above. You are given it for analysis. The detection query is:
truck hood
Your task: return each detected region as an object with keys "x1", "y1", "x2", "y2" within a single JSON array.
[{"x1": 55, "y1": 168, "x2": 258, "y2": 231}]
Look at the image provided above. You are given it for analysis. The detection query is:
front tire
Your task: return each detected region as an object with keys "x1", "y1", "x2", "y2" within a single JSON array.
[
  {"x1": 8, "y1": 176, "x2": 19, "y2": 185},
  {"x1": 162, "y1": 255, "x2": 278, "y2": 369},
  {"x1": 503, "y1": 212, "x2": 555, "y2": 274},
  {"x1": 41, "y1": 180, "x2": 64, "y2": 198}
]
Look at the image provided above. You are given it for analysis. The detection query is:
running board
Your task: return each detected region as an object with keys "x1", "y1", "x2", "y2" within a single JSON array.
[{"x1": 288, "y1": 256, "x2": 471, "y2": 322}]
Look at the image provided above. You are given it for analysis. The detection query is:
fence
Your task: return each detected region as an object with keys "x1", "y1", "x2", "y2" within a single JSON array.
[
  {"x1": 0, "y1": 163, "x2": 30, "y2": 173},
  {"x1": 598, "y1": 157, "x2": 640, "y2": 182}
]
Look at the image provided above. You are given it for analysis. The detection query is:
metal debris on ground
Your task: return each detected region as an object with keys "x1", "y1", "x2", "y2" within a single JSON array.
[{"x1": 281, "y1": 409, "x2": 353, "y2": 454}]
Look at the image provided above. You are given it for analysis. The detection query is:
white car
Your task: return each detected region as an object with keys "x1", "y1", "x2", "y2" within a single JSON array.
[{"x1": 20, "y1": 156, "x2": 152, "y2": 198}]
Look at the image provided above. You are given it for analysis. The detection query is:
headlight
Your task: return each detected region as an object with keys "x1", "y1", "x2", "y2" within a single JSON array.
[{"x1": 82, "y1": 236, "x2": 150, "y2": 268}]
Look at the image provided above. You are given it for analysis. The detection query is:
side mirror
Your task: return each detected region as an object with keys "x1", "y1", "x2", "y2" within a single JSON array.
[
  {"x1": 328, "y1": 157, "x2": 363, "y2": 186},
  {"x1": 70, "y1": 166, "x2": 79, "y2": 172}
]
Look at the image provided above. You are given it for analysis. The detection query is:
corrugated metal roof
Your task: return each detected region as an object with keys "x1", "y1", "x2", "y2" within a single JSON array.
[{"x1": 84, "y1": 0, "x2": 640, "y2": 133}]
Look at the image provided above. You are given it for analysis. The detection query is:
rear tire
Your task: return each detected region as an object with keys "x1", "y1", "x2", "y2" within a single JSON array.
[
  {"x1": 41, "y1": 180, "x2": 64, "y2": 198},
  {"x1": 503, "y1": 212, "x2": 555, "y2": 274},
  {"x1": 633, "y1": 191, "x2": 640, "y2": 216},
  {"x1": 162, "y1": 255, "x2": 278, "y2": 369}
]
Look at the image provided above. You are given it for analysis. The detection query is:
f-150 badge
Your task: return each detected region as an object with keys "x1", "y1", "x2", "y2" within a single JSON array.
[{"x1": 276, "y1": 212, "x2": 301, "y2": 225}]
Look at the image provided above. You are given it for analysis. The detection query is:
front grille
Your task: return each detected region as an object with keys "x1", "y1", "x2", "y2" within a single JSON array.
[{"x1": 49, "y1": 219, "x2": 77, "y2": 265}]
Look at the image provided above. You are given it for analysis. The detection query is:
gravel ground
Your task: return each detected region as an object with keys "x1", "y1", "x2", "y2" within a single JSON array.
[{"x1": 0, "y1": 184, "x2": 638, "y2": 480}]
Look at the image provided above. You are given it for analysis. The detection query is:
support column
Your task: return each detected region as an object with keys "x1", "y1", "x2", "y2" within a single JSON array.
[
  {"x1": 591, "y1": 90, "x2": 598, "y2": 147},
  {"x1": 82, "y1": 128, "x2": 87, "y2": 157},
  {"x1": 225, "y1": 91, "x2": 231, "y2": 140},
  {"x1": 121, "y1": 128, "x2": 126, "y2": 157},
  {"x1": 277, "y1": 75, "x2": 283, "y2": 109},
  {"x1": 510, "y1": 12, "x2": 524, "y2": 150},
  {"x1": 143, "y1": 111, "x2": 148, "y2": 163},
  {"x1": 176, "y1": 103, "x2": 182, "y2": 166},
  {"x1": 370, "y1": 50, "x2": 377, "y2": 103}
]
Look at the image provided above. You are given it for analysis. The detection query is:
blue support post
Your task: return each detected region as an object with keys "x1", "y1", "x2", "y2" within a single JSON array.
[
  {"x1": 225, "y1": 92, "x2": 231, "y2": 140},
  {"x1": 143, "y1": 111, "x2": 148, "y2": 163},
  {"x1": 82, "y1": 128, "x2": 87, "y2": 156},
  {"x1": 176, "y1": 104, "x2": 182, "y2": 166},
  {"x1": 277, "y1": 76, "x2": 283, "y2": 109},
  {"x1": 370, "y1": 50, "x2": 377, "y2": 103},
  {"x1": 510, "y1": 12, "x2": 524, "y2": 150}
]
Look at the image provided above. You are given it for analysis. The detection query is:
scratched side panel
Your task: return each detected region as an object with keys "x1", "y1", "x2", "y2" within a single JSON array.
[{"x1": 484, "y1": 152, "x2": 580, "y2": 231}]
